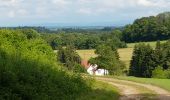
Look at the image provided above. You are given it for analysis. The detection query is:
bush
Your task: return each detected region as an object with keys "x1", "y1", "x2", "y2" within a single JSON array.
[
  {"x1": 0, "y1": 29, "x2": 90, "y2": 100},
  {"x1": 73, "y1": 63, "x2": 86, "y2": 73},
  {"x1": 152, "y1": 66, "x2": 166, "y2": 79},
  {"x1": 165, "y1": 69, "x2": 170, "y2": 79}
]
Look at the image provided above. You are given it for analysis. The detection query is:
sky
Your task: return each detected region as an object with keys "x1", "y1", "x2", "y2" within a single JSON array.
[{"x1": 0, "y1": 0, "x2": 170, "y2": 26}]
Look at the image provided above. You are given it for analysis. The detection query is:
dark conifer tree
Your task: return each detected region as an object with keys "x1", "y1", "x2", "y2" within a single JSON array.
[
  {"x1": 57, "y1": 45, "x2": 81, "y2": 70},
  {"x1": 129, "y1": 43, "x2": 154, "y2": 77}
]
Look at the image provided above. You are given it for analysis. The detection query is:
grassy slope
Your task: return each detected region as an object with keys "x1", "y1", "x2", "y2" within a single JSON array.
[
  {"x1": 76, "y1": 49, "x2": 97, "y2": 61},
  {"x1": 77, "y1": 80, "x2": 120, "y2": 100},
  {"x1": 115, "y1": 76, "x2": 170, "y2": 92},
  {"x1": 118, "y1": 48, "x2": 133, "y2": 67}
]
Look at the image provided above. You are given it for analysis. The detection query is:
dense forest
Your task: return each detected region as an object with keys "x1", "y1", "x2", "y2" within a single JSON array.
[
  {"x1": 129, "y1": 41, "x2": 170, "y2": 78},
  {"x1": 123, "y1": 12, "x2": 170, "y2": 42},
  {"x1": 42, "y1": 29, "x2": 126, "y2": 50}
]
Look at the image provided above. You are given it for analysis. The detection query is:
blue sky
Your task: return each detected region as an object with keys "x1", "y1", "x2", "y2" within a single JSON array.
[{"x1": 0, "y1": 0, "x2": 170, "y2": 26}]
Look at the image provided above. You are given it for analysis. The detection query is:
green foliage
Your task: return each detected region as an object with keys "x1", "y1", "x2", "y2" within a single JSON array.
[
  {"x1": 152, "y1": 68, "x2": 170, "y2": 79},
  {"x1": 165, "y1": 69, "x2": 170, "y2": 79},
  {"x1": 0, "y1": 29, "x2": 90, "y2": 99},
  {"x1": 130, "y1": 40, "x2": 170, "y2": 78},
  {"x1": 42, "y1": 29, "x2": 126, "y2": 50},
  {"x1": 57, "y1": 45, "x2": 85, "y2": 73},
  {"x1": 89, "y1": 44, "x2": 125, "y2": 75},
  {"x1": 129, "y1": 43, "x2": 154, "y2": 77},
  {"x1": 73, "y1": 63, "x2": 86, "y2": 73},
  {"x1": 152, "y1": 66, "x2": 166, "y2": 79},
  {"x1": 123, "y1": 12, "x2": 170, "y2": 42}
]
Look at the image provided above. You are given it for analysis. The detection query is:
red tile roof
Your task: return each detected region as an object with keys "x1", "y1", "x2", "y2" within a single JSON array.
[{"x1": 81, "y1": 60, "x2": 90, "y2": 69}]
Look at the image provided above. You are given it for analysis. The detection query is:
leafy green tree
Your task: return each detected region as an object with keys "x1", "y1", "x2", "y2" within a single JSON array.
[
  {"x1": 123, "y1": 12, "x2": 170, "y2": 42},
  {"x1": 89, "y1": 44, "x2": 125, "y2": 75}
]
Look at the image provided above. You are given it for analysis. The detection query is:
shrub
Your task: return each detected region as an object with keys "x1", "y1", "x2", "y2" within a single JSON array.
[
  {"x1": 0, "y1": 29, "x2": 90, "y2": 100},
  {"x1": 165, "y1": 69, "x2": 170, "y2": 79},
  {"x1": 73, "y1": 63, "x2": 86, "y2": 73},
  {"x1": 152, "y1": 66, "x2": 166, "y2": 79}
]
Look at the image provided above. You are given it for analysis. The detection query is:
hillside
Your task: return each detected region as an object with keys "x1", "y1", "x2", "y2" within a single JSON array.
[
  {"x1": 0, "y1": 29, "x2": 91, "y2": 99},
  {"x1": 123, "y1": 12, "x2": 170, "y2": 42}
]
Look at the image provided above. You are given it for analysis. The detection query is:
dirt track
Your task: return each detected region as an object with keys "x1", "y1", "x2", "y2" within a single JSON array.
[{"x1": 96, "y1": 77, "x2": 170, "y2": 100}]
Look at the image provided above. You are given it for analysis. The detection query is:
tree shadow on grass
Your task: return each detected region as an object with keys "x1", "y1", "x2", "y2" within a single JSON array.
[
  {"x1": 78, "y1": 91, "x2": 170, "y2": 100},
  {"x1": 119, "y1": 93, "x2": 170, "y2": 100},
  {"x1": 77, "y1": 88, "x2": 120, "y2": 100}
]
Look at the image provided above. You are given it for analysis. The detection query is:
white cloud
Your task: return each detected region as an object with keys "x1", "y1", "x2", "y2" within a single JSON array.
[
  {"x1": 77, "y1": 8, "x2": 92, "y2": 15},
  {"x1": 8, "y1": 11, "x2": 15, "y2": 18},
  {"x1": 18, "y1": 9, "x2": 27, "y2": 15},
  {"x1": 0, "y1": 0, "x2": 170, "y2": 25},
  {"x1": 137, "y1": 0, "x2": 154, "y2": 7}
]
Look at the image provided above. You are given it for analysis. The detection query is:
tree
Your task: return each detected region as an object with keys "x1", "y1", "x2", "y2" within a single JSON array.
[
  {"x1": 89, "y1": 44, "x2": 125, "y2": 75},
  {"x1": 161, "y1": 40, "x2": 170, "y2": 69},
  {"x1": 129, "y1": 43, "x2": 154, "y2": 77},
  {"x1": 123, "y1": 12, "x2": 170, "y2": 42},
  {"x1": 57, "y1": 45, "x2": 83, "y2": 72}
]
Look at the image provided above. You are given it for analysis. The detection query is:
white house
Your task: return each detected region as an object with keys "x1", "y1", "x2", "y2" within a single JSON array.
[{"x1": 87, "y1": 64, "x2": 109, "y2": 76}]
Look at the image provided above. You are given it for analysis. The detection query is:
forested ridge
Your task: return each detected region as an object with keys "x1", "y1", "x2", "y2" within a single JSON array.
[
  {"x1": 42, "y1": 30, "x2": 126, "y2": 50},
  {"x1": 123, "y1": 12, "x2": 170, "y2": 42}
]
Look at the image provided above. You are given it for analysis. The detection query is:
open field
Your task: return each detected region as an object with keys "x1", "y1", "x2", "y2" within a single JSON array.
[
  {"x1": 76, "y1": 49, "x2": 97, "y2": 61},
  {"x1": 77, "y1": 48, "x2": 133, "y2": 67},
  {"x1": 118, "y1": 48, "x2": 133, "y2": 67},
  {"x1": 114, "y1": 76, "x2": 170, "y2": 92},
  {"x1": 77, "y1": 40, "x2": 168, "y2": 68},
  {"x1": 127, "y1": 40, "x2": 167, "y2": 48}
]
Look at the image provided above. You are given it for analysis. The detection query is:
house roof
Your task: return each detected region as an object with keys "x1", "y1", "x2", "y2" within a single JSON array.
[{"x1": 81, "y1": 60, "x2": 90, "y2": 69}]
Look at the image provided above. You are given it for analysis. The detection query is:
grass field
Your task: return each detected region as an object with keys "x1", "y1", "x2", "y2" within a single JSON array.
[
  {"x1": 77, "y1": 80, "x2": 120, "y2": 100},
  {"x1": 118, "y1": 48, "x2": 133, "y2": 67},
  {"x1": 76, "y1": 50, "x2": 97, "y2": 61},
  {"x1": 77, "y1": 48, "x2": 133, "y2": 68},
  {"x1": 77, "y1": 40, "x2": 167, "y2": 68},
  {"x1": 114, "y1": 76, "x2": 170, "y2": 92},
  {"x1": 127, "y1": 40, "x2": 167, "y2": 48}
]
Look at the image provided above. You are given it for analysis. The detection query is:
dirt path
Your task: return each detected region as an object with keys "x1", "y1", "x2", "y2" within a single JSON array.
[{"x1": 96, "y1": 77, "x2": 170, "y2": 100}]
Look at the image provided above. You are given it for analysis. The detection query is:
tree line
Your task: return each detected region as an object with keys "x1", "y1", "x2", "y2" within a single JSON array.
[
  {"x1": 129, "y1": 40, "x2": 170, "y2": 78},
  {"x1": 123, "y1": 12, "x2": 170, "y2": 42},
  {"x1": 42, "y1": 29, "x2": 126, "y2": 50}
]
